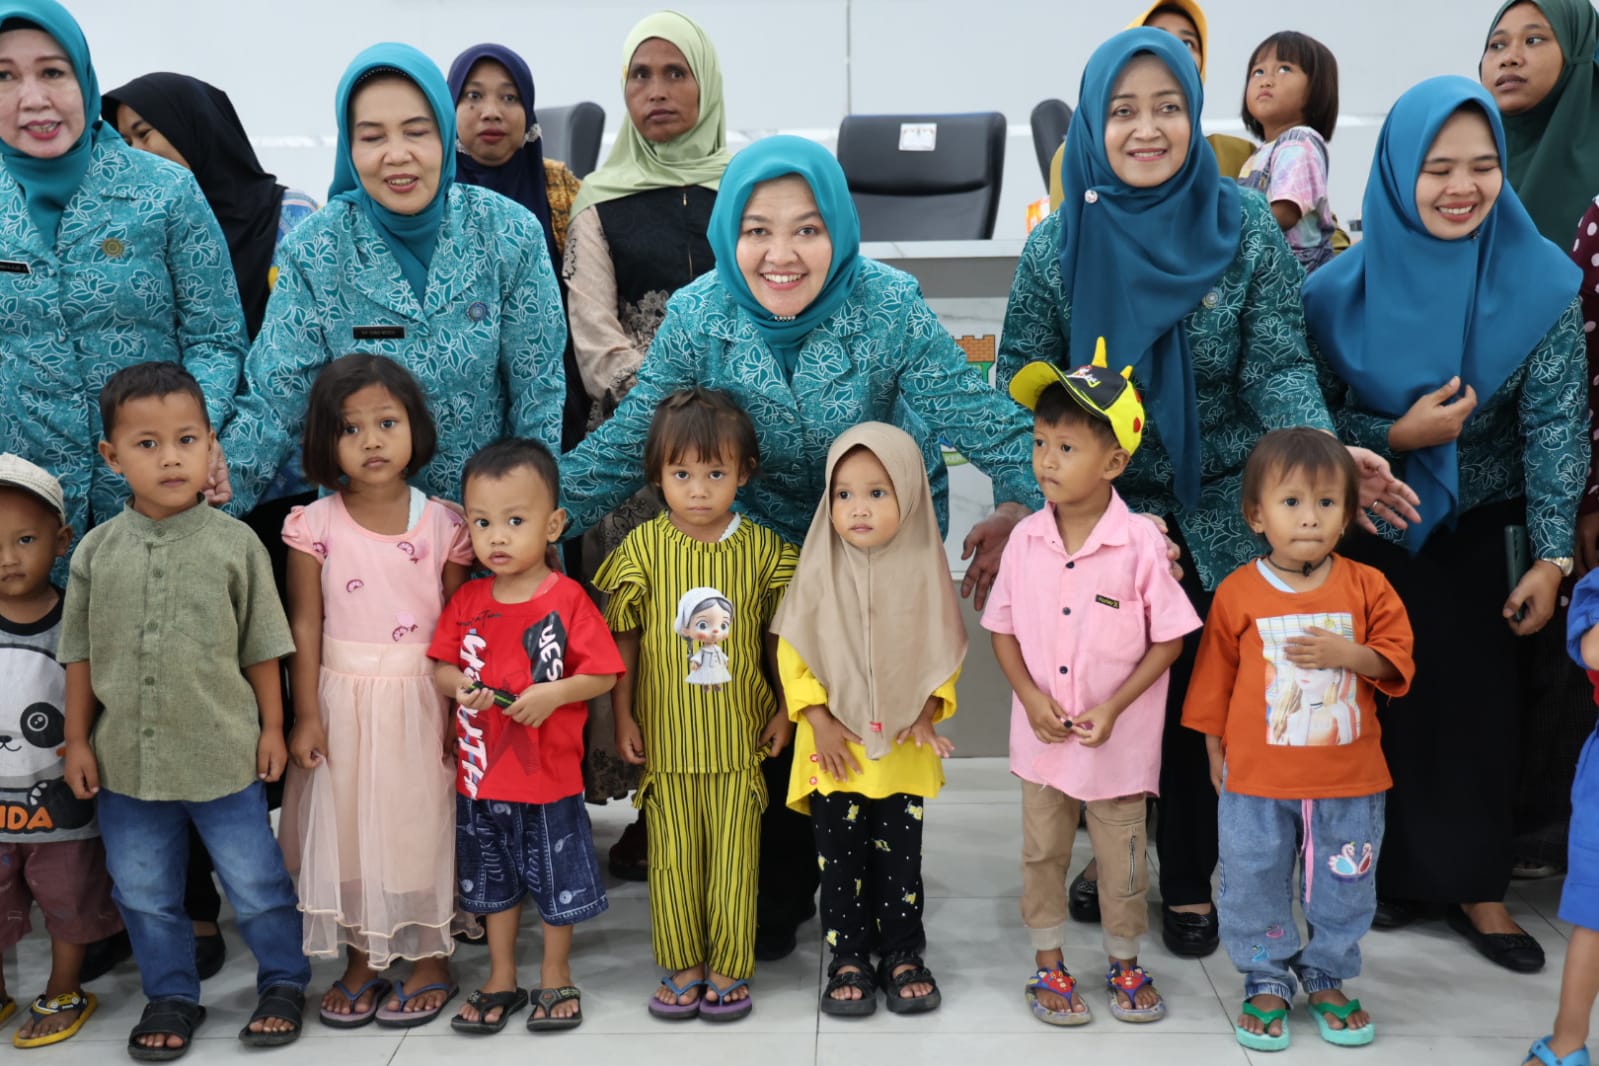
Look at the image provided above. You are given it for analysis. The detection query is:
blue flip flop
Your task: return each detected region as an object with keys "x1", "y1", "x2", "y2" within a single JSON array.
[
  {"x1": 374, "y1": 981, "x2": 457, "y2": 1029},
  {"x1": 1527, "y1": 1036, "x2": 1592, "y2": 1066},
  {"x1": 1310, "y1": 997, "x2": 1374, "y2": 1047},
  {"x1": 647, "y1": 977, "x2": 705, "y2": 1021},
  {"x1": 318, "y1": 978, "x2": 391, "y2": 1030},
  {"x1": 1234, "y1": 1000, "x2": 1290, "y2": 1052}
]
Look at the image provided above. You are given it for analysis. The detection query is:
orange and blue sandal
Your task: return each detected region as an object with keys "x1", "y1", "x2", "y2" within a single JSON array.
[
  {"x1": 1025, "y1": 963, "x2": 1092, "y2": 1026},
  {"x1": 14, "y1": 991, "x2": 97, "y2": 1049},
  {"x1": 1310, "y1": 997, "x2": 1374, "y2": 1047},
  {"x1": 1106, "y1": 962, "x2": 1165, "y2": 1023},
  {"x1": 1234, "y1": 999, "x2": 1290, "y2": 1052}
]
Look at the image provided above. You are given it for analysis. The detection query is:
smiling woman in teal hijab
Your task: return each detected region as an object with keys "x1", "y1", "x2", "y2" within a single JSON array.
[
  {"x1": 0, "y1": 0, "x2": 247, "y2": 559},
  {"x1": 1306, "y1": 74, "x2": 1584, "y2": 978},
  {"x1": 220, "y1": 42, "x2": 567, "y2": 519}
]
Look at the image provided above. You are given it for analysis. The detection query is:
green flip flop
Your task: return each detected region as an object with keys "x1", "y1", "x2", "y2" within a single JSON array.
[
  {"x1": 1234, "y1": 1000, "x2": 1290, "y2": 1052},
  {"x1": 1310, "y1": 997, "x2": 1375, "y2": 1047}
]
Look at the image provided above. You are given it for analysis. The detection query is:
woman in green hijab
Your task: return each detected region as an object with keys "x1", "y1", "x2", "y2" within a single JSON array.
[
  {"x1": 1481, "y1": 0, "x2": 1599, "y2": 242},
  {"x1": 564, "y1": 10, "x2": 732, "y2": 876}
]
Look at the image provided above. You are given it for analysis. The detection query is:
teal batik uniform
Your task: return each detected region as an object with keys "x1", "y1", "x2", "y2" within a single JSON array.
[
  {"x1": 0, "y1": 139, "x2": 247, "y2": 539},
  {"x1": 997, "y1": 194, "x2": 1333, "y2": 590}
]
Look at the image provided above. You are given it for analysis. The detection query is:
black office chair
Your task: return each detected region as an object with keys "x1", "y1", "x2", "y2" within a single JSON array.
[
  {"x1": 1029, "y1": 98, "x2": 1073, "y2": 188},
  {"x1": 539, "y1": 102, "x2": 605, "y2": 178},
  {"x1": 835, "y1": 111, "x2": 1007, "y2": 240}
]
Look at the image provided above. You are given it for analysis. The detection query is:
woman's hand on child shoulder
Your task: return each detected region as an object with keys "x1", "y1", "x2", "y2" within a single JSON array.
[
  {"x1": 804, "y1": 704, "x2": 863, "y2": 783},
  {"x1": 895, "y1": 696, "x2": 955, "y2": 757},
  {"x1": 63, "y1": 740, "x2": 100, "y2": 800},
  {"x1": 257, "y1": 729, "x2": 289, "y2": 783}
]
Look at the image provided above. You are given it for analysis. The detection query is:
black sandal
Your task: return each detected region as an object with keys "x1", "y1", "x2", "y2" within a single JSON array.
[
  {"x1": 237, "y1": 984, "x2": 304, "y2": 1047},
  {"x1": 821, "y1": 956, "x2": 878, "y2": 1017},
  {"x1": 527, "y1": 986, "x2": 584, "y2": 1031},
  {"x1": 450, "y1": 987, "x2": 529, "y2": 1034},
  {"x1": 128, "y1": 998, "x2": 206, "y2": 1062},
  {"x1": 878, "y1": 952, "x2": 941, "y2": 1015}
]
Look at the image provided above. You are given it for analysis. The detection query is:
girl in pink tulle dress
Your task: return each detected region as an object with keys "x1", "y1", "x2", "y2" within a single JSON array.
[{"x1": 279, "y1": 355, "x2": 475, "y2": 1028}]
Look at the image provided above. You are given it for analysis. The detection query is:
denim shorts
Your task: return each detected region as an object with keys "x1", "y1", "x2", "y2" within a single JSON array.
[
  {"x1": 1562, "y1": 727, "x2": 1599, "y2": 932},
  {"x1": 455, "y1": 793, "x2": 608, "y2": 925}
]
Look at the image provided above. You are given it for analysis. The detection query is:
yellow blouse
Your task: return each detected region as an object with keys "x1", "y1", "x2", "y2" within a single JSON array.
[{"x1": 778, "y1": 638, "x2": 958, "y2": 814}]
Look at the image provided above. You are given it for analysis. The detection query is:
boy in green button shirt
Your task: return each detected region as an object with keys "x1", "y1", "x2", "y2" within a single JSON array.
[{"x1": 58, "y1": 363, "x2": 309, "y2": 1058}]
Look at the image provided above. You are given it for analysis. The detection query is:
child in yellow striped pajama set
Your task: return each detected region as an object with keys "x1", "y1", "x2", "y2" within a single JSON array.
[{"x1": 594, "y1": 389, "x2": 797, "y2": 1022}]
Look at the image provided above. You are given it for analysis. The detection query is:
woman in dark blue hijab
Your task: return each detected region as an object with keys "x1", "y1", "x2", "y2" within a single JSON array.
[
  {"x1": 1307, "y1": 75, "x2": 1584, "y2": 975},
  {"x1": 997, "y1": 27, "x2": 1417, "y2": 969}
]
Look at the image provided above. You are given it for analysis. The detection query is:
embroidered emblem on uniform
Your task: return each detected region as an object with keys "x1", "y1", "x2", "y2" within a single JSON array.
[{"x1": 1095, "y1": 595, "x2": 1120, "y2": 609}]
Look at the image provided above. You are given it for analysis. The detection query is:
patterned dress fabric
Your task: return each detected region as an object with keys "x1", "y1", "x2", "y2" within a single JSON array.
[
  {"x1": 0, "y1": 138, "x2": 248, "y2": 540},
  {"x1": 221, "y1": 184, "x2": 566, "y2": 512},
  {"x1": 997, "y1": 192, "x2": 1332, "y2": 591},
  {"x1": 560, "y1": 259, "x2": 1039, "y2": 547}
]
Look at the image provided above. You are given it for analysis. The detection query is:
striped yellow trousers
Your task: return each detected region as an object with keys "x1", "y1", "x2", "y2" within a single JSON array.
[{"x1": 637, "y1": 767, "x2": 766, "y2": 978}]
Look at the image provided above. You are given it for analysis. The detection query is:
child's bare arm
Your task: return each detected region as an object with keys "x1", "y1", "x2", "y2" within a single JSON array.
[
  {"x1": 244, "y1": 658, "x2": 287, "y2": 783},
  {"x1": 1581, "y1": 624, "x2": 1599, "y2": 670},
  {"x1": 503, "y1": 672, "x2": 618, "y2": 727},
  {"x1": 1204, "y1": 734, "x2": 1224, "y2": 795},
  {"x1": 1284, "y1": 626, "x2": 1401, "y2": 681},
  {"x1": 63, "y1": 660, "x2": 100, "y2": 799},
  {"x1": 612, "y1": 630, "x2": 645, "y2": 764},
  {"x1": 1072, "y1": 637, "x2": 1184, "y2": 748},
  {"x1": 285, "y1": 549, "x2": 325, "y2": 770},
  {"x1": 991, "y1": 631, "x2": 1071, "y2": 743},
  {"x1": 759, "y1": 629, "x2": 793, "y2": 756},
  {"x1": 442, "y1": 561, "x2": 470, "y2": 601}
]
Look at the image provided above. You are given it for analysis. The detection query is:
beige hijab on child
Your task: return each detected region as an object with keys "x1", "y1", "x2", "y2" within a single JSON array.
[{"x1": 770, "y1": 423, "x2": 967, "y2": 760}]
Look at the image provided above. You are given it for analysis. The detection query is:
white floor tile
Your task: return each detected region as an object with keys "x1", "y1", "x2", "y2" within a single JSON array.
[{"x1": 5, "y1": 758, "x2": 1595, "y2": 1065}]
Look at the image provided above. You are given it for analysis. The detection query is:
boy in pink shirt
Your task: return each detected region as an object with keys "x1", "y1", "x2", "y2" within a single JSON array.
[{"x1": 983, "y1": 344, "x2": 1201, "y2": 1027}]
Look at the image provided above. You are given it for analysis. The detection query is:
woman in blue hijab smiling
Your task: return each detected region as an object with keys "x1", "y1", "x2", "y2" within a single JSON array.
[
  {"x1": 1306, "y1": 76, "x2": 1583, "y2": 980},
  {"x1": 559, "y1": 134, "x2": 1038, "y2": 989},
  {"x1": 997, "y1": 27, "x2": 1417, "y2": 987},
  {"x1": 219, "y1": 43, "x2": 566, "y2": 517}
]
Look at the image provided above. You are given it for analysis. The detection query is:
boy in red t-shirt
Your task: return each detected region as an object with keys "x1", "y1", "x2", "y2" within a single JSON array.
[
  {"x1": 1182, "y1": 430, "x2": 1413, "y2": 1052},
  {"x1": 428, "y1": 439, "x2": 624, "y2": 1034}
]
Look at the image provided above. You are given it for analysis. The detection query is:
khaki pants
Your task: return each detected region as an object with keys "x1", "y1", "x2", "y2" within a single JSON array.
[{"x1": 1019, "y1": 781, "x2": 1149, "y2": 958}]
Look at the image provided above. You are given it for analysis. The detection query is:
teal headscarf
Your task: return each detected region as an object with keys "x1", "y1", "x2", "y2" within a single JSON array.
[
  {"x1": 1056, "y1": 28, "x2": 1240, "y2": 510},
  {"x1": 0, "y1": 0, "x2": 106, "y2": 242},
  {"x1": 707, "y1": 135, "x2": 861, "y2": 373},
  {"x1": 329, "y1": 43, "x2": 457, "y2": 302},
  {"x1": 1303, "y1": 76, "x2": 1579, "y2": 550}
]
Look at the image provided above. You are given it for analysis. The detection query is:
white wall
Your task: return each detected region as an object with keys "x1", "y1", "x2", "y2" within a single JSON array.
[{"x1": 73, "y1": 0, "x2": 1501, "y2": 237}]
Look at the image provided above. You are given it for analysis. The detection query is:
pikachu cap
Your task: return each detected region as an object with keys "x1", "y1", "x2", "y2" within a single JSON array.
[{"x1": 1008, "y1": 337, "x2": 1145, "y2": 456}]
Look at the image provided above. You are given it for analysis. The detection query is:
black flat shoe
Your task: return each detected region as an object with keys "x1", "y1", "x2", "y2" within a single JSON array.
[
  {"x1": 1161, "y1": 904, "x2": 1219, "y2": 958},
  {"x1": 1371, "y1": 897, "x2": 1417, "y2": 930},
  {"x1": 1068, "y1": 870, "x2": 1101, "y2": 924},
  {"x1": 753, "y1": 925, "x2": 797, "y2": 962},
  {"x1": 80, "y1": 929, "x2": 133, "y2": 983},
  {"x1": 195, "y1": 934, "x2": 227, "y2": 981},
  {"x1": 1445, "y1": 906, "x2": 1544, "y2": 973}
]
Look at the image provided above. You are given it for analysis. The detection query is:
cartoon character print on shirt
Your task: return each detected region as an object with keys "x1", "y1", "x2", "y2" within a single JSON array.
[
  {"x1": 454, "y1": 608, "x2": 569, "y2": 800},
  {"x1": 0, "y1": 643, "x2": 93, "y2": 835},
  {"x1": 674, "y1": 586, "x2": 733, "y2": 691},
  {"x1": 1255, "y1": 612, "x2": 1360, "y2": 747}
]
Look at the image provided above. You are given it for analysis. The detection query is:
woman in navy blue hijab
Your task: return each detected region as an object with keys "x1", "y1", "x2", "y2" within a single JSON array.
[{"x1": 1307, "y1": 75, "x2": 1584, "y2": 975}]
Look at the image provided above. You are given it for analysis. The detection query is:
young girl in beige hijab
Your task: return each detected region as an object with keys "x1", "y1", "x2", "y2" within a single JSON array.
[{"x1": 772, "y1": 423, "x2": 966, "y2": 1018}]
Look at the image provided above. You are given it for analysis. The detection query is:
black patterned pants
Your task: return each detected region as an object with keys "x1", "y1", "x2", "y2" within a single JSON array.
[{"x1": 811, "y1": 792, "x2": 927, "y2": 960}]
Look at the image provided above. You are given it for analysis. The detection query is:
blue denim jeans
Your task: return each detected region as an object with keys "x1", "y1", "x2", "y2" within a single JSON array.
[
  {"x1": 1217, "y1": 789, "x2": 1384, "y2": 1001},
  {"x1": 98, "y1": 782, "x2": 309, "y2": 1003}
]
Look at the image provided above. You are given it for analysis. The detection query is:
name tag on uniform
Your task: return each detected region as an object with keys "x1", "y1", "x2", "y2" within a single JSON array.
[
  {"x1": 0, "y1": 260, "x2": 31, "y2": 274},
  {"x1": 353, "y1": 325, "x2": 405, "y2": 340},
  {"x1": 1094, "y1": 595, "x2": 1120, "y2": 609}
]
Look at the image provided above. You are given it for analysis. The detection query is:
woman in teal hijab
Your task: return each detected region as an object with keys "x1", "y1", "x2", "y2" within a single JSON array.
[
  {"x1": 219, "y1": 42, "x2": 566, "y2": 518},
  {"x1": 997, "y1": 27, "x2": 1417, "y2": 977},
  {"x1": 0, "y1": 0, "x2": 247, "y2": 551},
  {"x1": 1309, "y1": 75, "x2": 1584, "y2": 977},
  {"x1": 560, "y1": 134, "x2": 1039, "y2": 982}
]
